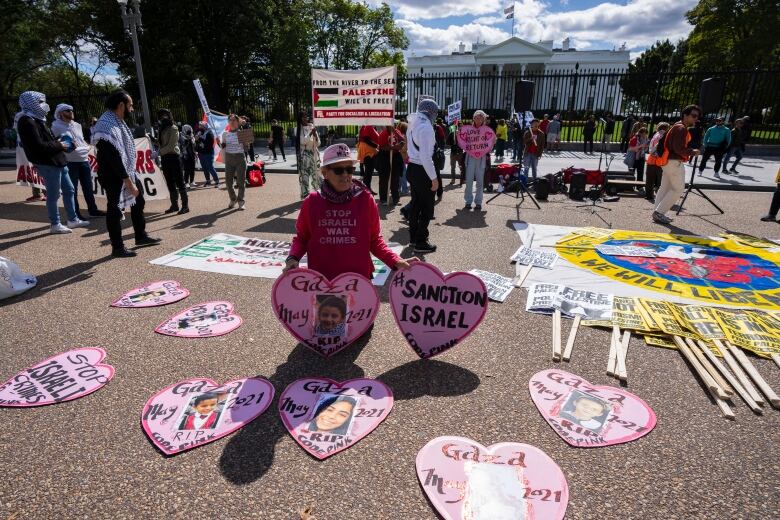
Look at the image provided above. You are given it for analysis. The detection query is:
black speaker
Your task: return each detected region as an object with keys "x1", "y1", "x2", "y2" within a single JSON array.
[
  {"x1": 534, "y1": 177, "x2": 549, "y2": 200},
  {"x1": 699, "y1": 77, "x2": 725, "y2": 114},
  {"x1": 569, "y1": 173, "x2": 586, "y2": 201},
  {"x1": 514, "y1": 80, "x2": 534, "y2": 112}
]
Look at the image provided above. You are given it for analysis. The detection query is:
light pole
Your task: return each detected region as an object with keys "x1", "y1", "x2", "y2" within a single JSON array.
[{"x1": 117, "y1": 0, "x2": 153, "y2": 136}]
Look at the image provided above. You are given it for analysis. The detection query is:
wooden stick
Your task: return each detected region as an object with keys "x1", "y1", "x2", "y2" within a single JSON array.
[
  {"x1": 617, "y1": 330, "x2": 630, "y2": 381},
  {"x1": 607, "y1": 326, "x2": 619, "y2": 377},
  {"x1": 552, "y1": 309, "x2": 562, "y2": 361},
  {"x1": 562, "y1": 315, "x2": 581, "y2": 361},
  {"x1": 772, "y1": 353, "x2": 780, "y2": 370},
  {"x1": 673, "y1": 336, "x2": 735, "y2": 420},
  {"x1": 727, "y1": 341, "x2": 780, "y2": 409},
  {"x1": 513, "y1": 263, "x2": 532, "y2": 287},
  {"x1": 697, "y1": 341, "x2": 762, "y2": 414},
  {"x1": 686, "y1": 338, "x2": 733, "y2": 397},
  {"x1": 714, "y1": 339, "x2": 766, "y2": 407}
]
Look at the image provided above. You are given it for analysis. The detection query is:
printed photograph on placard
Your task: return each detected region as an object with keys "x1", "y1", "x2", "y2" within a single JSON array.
[
  {"x1": 463, "y1": 462, "x2": 528, "y2": 520},
  {"x1": 176, "y1": 391, "x2": 227, "y2": 431},
  {"x1": 314, "y1": 294, "x2": 348, "y2": 339},
  {"x1": 178, "y1": 311, "x2": 221, "y2": 330},
  {"x1": 557, "y1": 390, "x2": 611, "y2": 434},
  {"x1": 129, "y1": 289, "x2": 168, "y2": 303},
  {"x1": 305, "y1": 393, "x2": 359, "y2": 437}
]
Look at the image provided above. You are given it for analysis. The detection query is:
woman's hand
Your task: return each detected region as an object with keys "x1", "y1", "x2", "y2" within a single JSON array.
[
  {"x1": 283, "y1": 258, "x2": 299, "y2": 273},
  {"x1": 395, "y1": 257, "x2": 420, "y2": 270}
]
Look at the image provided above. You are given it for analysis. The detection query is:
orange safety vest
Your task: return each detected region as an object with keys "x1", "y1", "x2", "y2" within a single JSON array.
[{"x1": 654, "y1": 123, "x2": 691, "y2": 166}]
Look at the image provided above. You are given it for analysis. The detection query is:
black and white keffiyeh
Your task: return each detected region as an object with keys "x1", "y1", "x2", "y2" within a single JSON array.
[{"x1": 93, "y1": 110, "x2": 138, "y2": 210}]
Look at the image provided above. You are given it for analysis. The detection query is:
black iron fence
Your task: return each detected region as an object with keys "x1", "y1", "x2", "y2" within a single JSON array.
[{"x1": 2, "y1": 69, "x2": 778, "y2": 144}]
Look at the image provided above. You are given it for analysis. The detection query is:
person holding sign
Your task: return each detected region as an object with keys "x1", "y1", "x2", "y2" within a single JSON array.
[
  {"x1": 462, "y1": 110, "x2": 492, "y2": 211},
  {"x1": 284, "y1": 143, "x2": 414, "y2": 280},
  {"x1": 94, "y1": 90, "x2": 161, "y2": 257}
]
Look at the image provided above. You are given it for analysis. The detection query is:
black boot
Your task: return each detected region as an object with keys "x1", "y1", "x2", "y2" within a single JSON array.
[
  {"x1": 112, "y1": 246, "x2": 137, "y2": 258},
  {"x1": 164, "y1": 205, "x2": 179, "y2": 214}
]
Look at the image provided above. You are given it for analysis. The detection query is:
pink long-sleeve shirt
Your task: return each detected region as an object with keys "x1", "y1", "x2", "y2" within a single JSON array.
[{"x1": 289, "y1": 189, "x2": 400, "y2": 281}]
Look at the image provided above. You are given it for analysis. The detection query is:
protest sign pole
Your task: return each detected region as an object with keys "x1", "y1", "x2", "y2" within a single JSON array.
[
  {"x1": 697, "y1": 340, "x2": 762, "y2": 414},
  {"x1": 673, "y1": 336, "x2": 735, "y2": 419},
  {"x1": 714, "y1": 339, "x2": 766, "y2": 406},
  {"x1": 513, "y1": 263, "x2": 532, "y2": 287},
  {"x1": 617, "y1": 330, "x2": 630, "y2": 381},
  {"x1": 552, "y1": 309, "x2": 562, "y2": 361},
  {"x1": 562, "y1": 316, "x2": 581, "y2": 361},
  {"x1": 607, "y1": 326, "x2": 620, "y2": 377},
  {"x1": 772, "y1": 353, "x2": 780, "y2": 370},
  {"x1": 726, "y1": 341, "x2": 780, "y2": 408},
  {"x1": 685, "y1": 338, "x2": 732, "y2": 397}
]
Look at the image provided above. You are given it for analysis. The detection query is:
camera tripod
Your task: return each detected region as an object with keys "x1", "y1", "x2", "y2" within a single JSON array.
[
  {"x1": 676, "y1": 156, "x2": 724, "y2": 215},
  {"x1": 485, "y1": 177, "x2": 541, "y2": 209}
]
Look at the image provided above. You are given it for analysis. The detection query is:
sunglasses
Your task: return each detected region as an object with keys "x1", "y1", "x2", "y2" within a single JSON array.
[{"x1": 329, "y1": 166, "x2": 355, "y2": 176}]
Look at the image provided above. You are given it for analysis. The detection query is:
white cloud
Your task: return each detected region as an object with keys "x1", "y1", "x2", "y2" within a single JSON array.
[
  {"x1": 366, "y1": 0, "x2": 502, "y2": 20},
  {"x1": 399, "y1": 20, "x2": 511, "y2": 57}
]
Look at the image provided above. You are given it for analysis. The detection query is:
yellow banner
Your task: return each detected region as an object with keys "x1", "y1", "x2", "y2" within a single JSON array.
[
  {"x1": 640, "y1": 299, "x2": 698, "y2": 339},
  {"x1": 710, "y1": 308, "x2": 780, "y2": 358}
]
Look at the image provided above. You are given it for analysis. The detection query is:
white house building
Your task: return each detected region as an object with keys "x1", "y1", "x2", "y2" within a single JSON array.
[{"x1": 406, "y1": 37, "x2": 631, "y2": 115}]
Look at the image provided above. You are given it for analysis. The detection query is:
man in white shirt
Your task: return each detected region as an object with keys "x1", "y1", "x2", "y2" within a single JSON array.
[
  {"x1": 51, "y1": 104, "x2": 105, "y2": 219},
  {"x1": 406, "y1": 98, "x2": 440, "y2": 254}
]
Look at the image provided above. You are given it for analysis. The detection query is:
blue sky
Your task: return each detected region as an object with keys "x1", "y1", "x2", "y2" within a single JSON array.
[{"x1": 371, "y1": 0, "x2": 697, "y2": 60}]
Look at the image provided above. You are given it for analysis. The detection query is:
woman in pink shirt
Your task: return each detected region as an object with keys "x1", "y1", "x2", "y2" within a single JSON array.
[{"x1": 284, "y1": 143, "x2": 416, "y2": 280}]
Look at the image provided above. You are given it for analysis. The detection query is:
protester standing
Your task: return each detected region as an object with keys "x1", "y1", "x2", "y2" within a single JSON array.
[
  {"x1": 698, "y1": 117, "x2": 731, "y2": 174},
  {"x1": 653, "y1": 105, "x2": 701, "y2": 224},
  {"x1": 583, "y1": 115, "x2": 596, "y2": 154},
  {"x1": 157, "y1": 109, "x2": 188, "y2": 214},
  {"x1": 522, "y1": 119, "x2": 546, "y2": 180},
  {"x1": 539, "y1": 114, "x2": 550, "y2": 135},
  {"x1": 270, "y1": 120, "x2": 286, "y2": 161},
  {"x1": 298, "y1": 114, "x2": 321, "y2": 200},
  {"x1": 94, "y1": 90, "x2": 160, "y2": 257},
  {"x1": 463, "y1": 110, "x2": 489, "y2": 212},
  {"x1": 449, "y1": 120, "x2": 465, "y2": 184},
  {"x1": 546, "y1": 115, "x2": 561, "y2": 153},
  {"x1": 180, "y1": 124, "x2": 196, "y2": 187},
  {"x1": 741, "y1": 116, "x2": 752, "y2": 153},
  {"x1": 628, "y1": 127, "x2": 650, "y2": 183},
  {"x1": 620, "y1": 114, "x2": 635, "y2": 152},
  {"x1": 603, "y1": 114, "x2": 615, "y2": 145},
  {"x1": 195, "y1": 121, "x2": 219, "y2": 186},
  {"x1": 16, "y1": 91, "x2": 89, "y2": 234},
  {"x1": 760, "y1": 170, "x2": 780, "y2": 222},
  {"x1": 406, "y1": 99, "x2": 440, "y2": 254},
  {"x1": 645, "y1": 122, "x2": 670, "y2": 202},
  {"x1": 221, "y1": 114, "x2": 248, "y2": 209},
  {"x1": 722, "y1": 118, "x2": 744, "y2": 174},
  {"x1": 511, "y1": 117, "x2": 523, "y2": 162},
  {"x1": 376, "y1": 124, "x2": 404, "y2": 206},
  {"x1": 52, "y1": 103, "x2": 105, "y2": 219},
  {"x1": 241, "y1": 116, "x2": 255, "y2": 162},
  {"x1": 495, "y1": 119, "x2": 508, "y2": 160},
  {"x1": 357, "y1": 125, "x2": 379, "y2": 194}
]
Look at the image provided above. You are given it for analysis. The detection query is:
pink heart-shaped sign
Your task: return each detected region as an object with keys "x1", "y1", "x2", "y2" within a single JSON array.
[
  {"x1": 111, "y1": 280, "x2": 190, "y2": 308},
  {"x1": 279, "y1": 378, "x2": 393, "y2": 460},
  {"x1": 456, "y1": 124, "x2": 497, "y2": 159},
  {"x1": 416, "y1": 436, "x2": 569, "y2": 520},
  {"x1": 272, "y1": 269, "x2": 379, "y2": 357},
  {"x1": 389, "y1": 263, "x2": 488, "y2": 359},
  {"x1": 0, "y1": 348, "x2": 114, "y2": 407},
  {"x1": 141, "y1": 377, "x2": 274, "y2": 455},
  {"x1": 529, "y1": 369, "x2": 657, "y2": 448},
  {"x1": 155, "y1": 301, "x2": 242, "y2": 338}
]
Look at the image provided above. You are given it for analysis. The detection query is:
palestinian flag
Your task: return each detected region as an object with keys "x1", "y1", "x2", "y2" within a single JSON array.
[{"x1": 313, "y1": 87, "x2": 339, "y2": 108}]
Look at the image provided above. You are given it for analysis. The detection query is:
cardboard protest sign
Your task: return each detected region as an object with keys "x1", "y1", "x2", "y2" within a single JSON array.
[
  {"x1": 416, "y1": 436, "x2": 569, "y2": 520},
  {"x1": 17, "y1": 138, "x2": 169, "y2": 202},
  {"x1": 468, "y1": 269, "x2": 514, "y2": 302},
  {"x1": 0, "y1": 348, "x2": 114, "y2": 407},
  {"x1": 511, "y1": 245, "x2": 558, "y2": 269},
  {"x1": 272, "y1": 269, "x2": 379, "y2": 357},
  {"x1": 529, "y1": 369, "x2": 657, "y2": 448},
  {"x1": 644, "y1": 334, "x2": 677, "y2": 349},
  {"x1": 447, "y1": 100, "x2": 462, "y2": 123},
  {"x1": 279, "y1": 378, "x2": 393, "y2": 460},
  {"x1": 389, "y1": 263, "x2": 488, "y2": 359},
  {"x1": 611, "y1": 296, "x2": 654, "y2": 331},
  {"x1": 672, "y1": 305, "x2": 726, "y2": 339},
  {"x1": 155, "y1": 301, "x2": 242, "y2": 338},
  {"x1": 110, "y1": 280, "x2": 189, "y2": 308},
  {"x1": 639, "y1": 299, "x2": 697, "y2": 339},
  {"x1": 526, "y1": 284, "x2": 562, "y2": 314},
  {"x1": 141, "y1": 377, "x2": 274, "y2": 455},
  {"x1": 595, "y1": 244, "x2": 657, "y2": 257},
  {"x1": 149, "y1": 233, "x2": 400, "y2": 286},
  {"x1": 311, "y1": 66, "x2": 396, "y2": 126},
  {"x1": 710, "y1": 308, "x2": 780, "y2": 358},
  {"x1": 456, "y1": 124, "x2": 496, "y2": 159},
  {"x1": 526, "y1": 283, "x2": 613, "y2": 320}
]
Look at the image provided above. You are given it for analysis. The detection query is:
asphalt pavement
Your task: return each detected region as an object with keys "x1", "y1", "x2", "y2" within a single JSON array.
[{"x1": 0, "y1": 167, "x2": 779, "y2": 519}]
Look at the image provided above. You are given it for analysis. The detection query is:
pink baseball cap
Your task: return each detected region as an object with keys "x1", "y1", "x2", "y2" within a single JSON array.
[{"x1": 321, "y1": 143, "x2": 357, "y2": 168}]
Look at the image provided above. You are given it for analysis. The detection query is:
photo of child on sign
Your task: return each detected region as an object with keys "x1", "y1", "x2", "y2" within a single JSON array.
[
  {"x1": 314, "y1": 295, "x2": 348, "y2": 338},
  {"x1": 463, "y1": 462, "x2": 527, "y2": 520},
  {"x1": 177, "y1": 312, "x2": 221, "y2": 330},
  {"x1": 129, "y1": 289, "x2": 167, "y2": 303},
  {"x1": 306, "y1": 394, "x2": 359, "y2": 437},
  {"x1": 177, "y1": 392, "x2": 226, "y2": 431},
  {"x1": 557, "y1": 390, "x2": 611, "y2": 433}
]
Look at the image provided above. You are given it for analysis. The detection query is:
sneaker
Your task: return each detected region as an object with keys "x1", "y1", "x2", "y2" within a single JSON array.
[
  {"x1": 414, "y1": 242, "x2": 437, "y2": 254},
  {"x1": 652, "y1": 211, "x2": 672, "y2": 224},
  {"x1": 135, "y1": 236, "x2": 161, "y2": 247},
  {"x1": 88, "y1": 210, "x2": 107, "y2": 217},
  {"x1": 238, "y1": 201, "x2": 246, "y2": 210},
  {"x1": 760, "y1": 215, "x2": 777, "y2": 222},
  {"x1": 111, "y1": 247, "x2": 137, "y2": 258},
  {"x1": 464, "y1": 204, "x2": 472, "y2": 210},
  {"x1": 164, "y1": 205, "x2": 179, "y2": 214},
  {"x1": 50, "y1": 223, "x2": 73, "y2": 234},
  {"x1": 204, "y1": 181, "x2": 212, "y2": 186},
  {"x1": 177, "y1": 206, "x2": 190, "y2": 215},
  {"x1": 475, "y1": 205, "x2": 482, "y2": 211},
  {"x1": 229, "y1": 200, "x2": 236, "y2": 209},
  {"x1": 26, "y1": 195, "x2": 43, "y2": 202},
  {"x1": 66, "y1": 218, "x2": 90, "y2": 228},
  {"x1": 729, "y1": 168, "x2": 739, "y2": 174}
]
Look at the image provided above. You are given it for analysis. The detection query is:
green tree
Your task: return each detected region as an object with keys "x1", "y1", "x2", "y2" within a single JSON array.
[{"x1": 619, "y1": 40, "x2": 687, "y2": 104}]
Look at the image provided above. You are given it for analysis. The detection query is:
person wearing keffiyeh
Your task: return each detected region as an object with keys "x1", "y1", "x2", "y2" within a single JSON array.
[
  {"x1": 16, "y1": 91, "x2": 89, "y2": 234},
  {"x1": 93, "y1": 90, "x2": 160, "y2": 258}
]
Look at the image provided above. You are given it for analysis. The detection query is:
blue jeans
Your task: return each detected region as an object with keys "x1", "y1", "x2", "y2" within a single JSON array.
[
  {"x1": 199, "y1": 153, "x2": 219, "y2": 184},
  {"x1": 67, "y1": 161, "x2": 99, "y2": 216},
  {"x1": 722, "y1": 147, "x2": 743, "y2": 171},
  {"x1": 464, "y1": 155, "x2": 485, "y2": 206},
  {"x1": 399, "y1": 164, "x2": 409, "y2": 194},
  {"x1": 512, "y1": 140, "x2": 523, "y2": 161},
  {"x1": 36, "y1": 164, "x2": 77, "y2": 225},
  {"x1": 523, "y1": 154, "x2": 539, "y2": 179}
]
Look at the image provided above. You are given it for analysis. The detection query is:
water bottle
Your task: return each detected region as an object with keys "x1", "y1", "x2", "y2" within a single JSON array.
[{"x1": 60, "y1": 132, "x2": 74, "y2": 152}]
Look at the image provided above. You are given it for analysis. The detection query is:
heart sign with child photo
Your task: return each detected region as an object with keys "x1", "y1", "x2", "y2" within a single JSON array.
[{"x1": 272, "y1": 268, "x2": 380, "y2": 357}]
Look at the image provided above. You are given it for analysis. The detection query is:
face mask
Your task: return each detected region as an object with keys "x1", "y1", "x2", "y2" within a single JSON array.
[{"x1": 40, "y1": 102, "x2": 50, "y2": 114}]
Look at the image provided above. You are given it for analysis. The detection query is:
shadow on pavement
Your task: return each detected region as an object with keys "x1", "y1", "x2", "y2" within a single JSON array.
[
  {"x1": 0, "y1": 225, "x2": 51, "y2": 251},
  {"x1": 440, "y1": 208, "x2": 488, "y2": 229},
  {"x1": 377, "y1": 358, "x2": 480, "y2": 401},
  {"x1": 245, "y1": 216, "x2": 297, "y2": 235},
  {"x1": 256, "y1": 200, "x2": 302, "y2": 219},
  {"x1": 173, "y1": 208, "x2": 235, "y2": 230}
]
